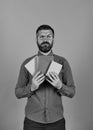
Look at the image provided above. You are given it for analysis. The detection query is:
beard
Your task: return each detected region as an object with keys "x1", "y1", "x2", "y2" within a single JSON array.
[{"x1": 37, "y1": 41, "x2": 53, "y2": 53}]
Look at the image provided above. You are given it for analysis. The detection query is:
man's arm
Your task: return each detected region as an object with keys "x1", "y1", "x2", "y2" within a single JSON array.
[
  {"x1": 57, "y1": 59, "x2": 76, "y2": 98},
  {"x1": 57, "y1": 83, "x2": 75, "y2": 98},
  {"x1": 15, "y1": 62, "x2": 34, "y2": 99}
]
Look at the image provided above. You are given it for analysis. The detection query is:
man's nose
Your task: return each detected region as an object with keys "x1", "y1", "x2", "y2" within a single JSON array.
[{"x1": 43, "y1": 36, "x2": 48, "y2": 41}]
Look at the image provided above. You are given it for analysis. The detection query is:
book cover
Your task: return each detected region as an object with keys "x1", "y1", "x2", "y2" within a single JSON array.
[{"x1": 25, "y1": 56, "x2": 38, "y2": 76}]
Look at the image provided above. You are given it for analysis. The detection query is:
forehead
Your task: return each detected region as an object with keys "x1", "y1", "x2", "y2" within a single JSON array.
[{"x1": 38, "y1": 30, "x2": 53, "y2": 36}]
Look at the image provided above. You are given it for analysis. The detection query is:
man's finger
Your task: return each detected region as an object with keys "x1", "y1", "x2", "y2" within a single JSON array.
[
  {"x1": 37, "y1": 76, "x2": 45, "y2": 81},
  {"x1": 51, "y1": 72, "x2": 58, "y2": 79},
  {"x1": 47, "y1": 73, "x2": 55, "y2": 82},
  {"x1": 34, "y1": 71, "x2": 42, "y2": 77},
  {"x1": 38, "y1": 78, "x2": 45, "y2": 85},
  {"x1": 36, "y1": 74, "x2": 45, "y2": 81},
  {"x1": 49, "y1": 72, "x2": 57, "y2": 80},
  {"x1": 46, "y1": 78, "x2": 54, "y2": 86},
  {"x1": 34, "y1": 71, "x2": 43, "y2": 79}
]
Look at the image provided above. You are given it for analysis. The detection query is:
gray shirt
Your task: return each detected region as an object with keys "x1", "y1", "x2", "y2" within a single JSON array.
[{"x1": 15, "y1": 51, "x2": 75, "y2": 123}]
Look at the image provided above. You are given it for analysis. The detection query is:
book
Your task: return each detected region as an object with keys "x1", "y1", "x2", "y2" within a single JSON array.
[
  {"x1": 25, "y1": 56, "x2": 38, "y2": 76},
  {"x1": 25, "y1": 56, "x2": 62, "y2": 79},
  {"x1": 46, "y1": 61, "x2": 62, "y2": 76}
]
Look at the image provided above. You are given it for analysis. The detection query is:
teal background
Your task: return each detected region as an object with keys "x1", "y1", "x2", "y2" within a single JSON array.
[{"x1": 0, "y1": 0, "x2": 93, "y2": 130}]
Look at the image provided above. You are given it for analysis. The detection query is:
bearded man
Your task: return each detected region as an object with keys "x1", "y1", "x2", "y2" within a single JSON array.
[{"x1": 15, "y1": 25, "x2": 75, "y2": 130}]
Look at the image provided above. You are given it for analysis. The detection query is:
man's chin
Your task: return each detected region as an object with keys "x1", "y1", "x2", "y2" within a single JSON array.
[
  {"x1": 38, "y1": 46, "x2": 51, "y2": 53},
  {"x1": 37, "y1": 42, "x2": 53, "y2": 53},
  {"x1": 40, "y1": 49, "x2": 51, "y2": 53}
]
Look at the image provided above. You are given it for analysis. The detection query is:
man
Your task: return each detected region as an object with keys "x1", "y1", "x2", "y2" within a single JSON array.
[{"x1": 15, "y1": 25, "x2": 75, "y2": 130}]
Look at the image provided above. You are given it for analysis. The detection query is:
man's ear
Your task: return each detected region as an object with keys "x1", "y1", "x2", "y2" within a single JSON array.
[
  {"x1": 35, "y1": 35, "x2": 38, "y2": 43},
  {"x1": 52, "y1": 38, "x2": 54, "y2": 44}
]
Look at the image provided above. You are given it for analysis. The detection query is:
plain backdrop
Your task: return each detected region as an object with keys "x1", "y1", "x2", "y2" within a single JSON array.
[{"x1": 0, "y1": 0, "x2": 93, "y2": 130}]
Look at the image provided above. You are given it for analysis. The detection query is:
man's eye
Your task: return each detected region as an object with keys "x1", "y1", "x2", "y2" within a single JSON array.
[
  {"x1": 40, "y1": 36, "x2": 44, "y2": 39},
  {"x1": 47, "y1": 36, "x2": 50, "y2": 38},
  {"x1": 47, "y1": 35, "x2": 52, "y2": 38}
]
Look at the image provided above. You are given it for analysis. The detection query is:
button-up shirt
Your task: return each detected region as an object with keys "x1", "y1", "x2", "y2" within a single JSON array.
[{"x1": 15, "y1": 51, "x2": 75, "y2": 123}]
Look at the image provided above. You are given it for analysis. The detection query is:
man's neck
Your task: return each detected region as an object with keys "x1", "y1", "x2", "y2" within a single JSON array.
[{"x1": 39, "y1": 50, "x2": 52, "y2": 56}]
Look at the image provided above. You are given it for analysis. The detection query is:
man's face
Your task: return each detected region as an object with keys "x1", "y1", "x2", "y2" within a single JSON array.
[{"x1": 36, "y1": 30, "x2": 54, "y2": 53}]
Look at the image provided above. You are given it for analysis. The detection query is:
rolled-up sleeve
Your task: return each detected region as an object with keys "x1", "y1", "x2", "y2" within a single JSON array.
[
  {"x1": 15, "y1": 62, "x2": 34, "y2": 99},
  {"x1": 57, "y1": 59, "x2": 76, "y2": 98}
]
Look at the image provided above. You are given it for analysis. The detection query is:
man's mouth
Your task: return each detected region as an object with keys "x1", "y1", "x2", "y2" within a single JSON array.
[{"x1": 41, "y1": 42, "x2": 50, "y2": 47}]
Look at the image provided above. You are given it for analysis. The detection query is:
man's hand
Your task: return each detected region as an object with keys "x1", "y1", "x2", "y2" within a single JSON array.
[
  {"x1": 31, "y1": 71, "x2": 45, "y2": 91},
  {"x1": 46, "y1": 72, "x2": 62, "y2": 89}
]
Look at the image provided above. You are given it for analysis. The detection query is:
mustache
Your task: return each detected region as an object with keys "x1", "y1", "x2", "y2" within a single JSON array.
[
  {"x1": 41, "y1": 42, "x2": 50, "y2": 46},
  {"x1": 41, "y1": 42, "x2": 50, "y2": 47}
]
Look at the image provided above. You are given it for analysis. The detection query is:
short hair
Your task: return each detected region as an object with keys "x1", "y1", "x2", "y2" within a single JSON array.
[{"x1": 36, "y1": 24, "x2": 54, "y2": 37}]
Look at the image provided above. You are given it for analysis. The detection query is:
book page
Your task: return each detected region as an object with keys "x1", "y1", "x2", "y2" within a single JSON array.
[
  {"x1": 25, "y1": 56, "x2": 38, "y2": 76},
  {"x1": 46, "y1": 61, "x2": 62, "y2": 76}
]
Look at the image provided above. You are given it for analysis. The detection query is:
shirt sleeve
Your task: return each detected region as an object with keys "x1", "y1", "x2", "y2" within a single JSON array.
[
  {"x1": 57, "y1": 59, "x2": 76, "y2": 98},
  {"x1": 15, "y1": 62, "x2": 34, "y2": 99}
]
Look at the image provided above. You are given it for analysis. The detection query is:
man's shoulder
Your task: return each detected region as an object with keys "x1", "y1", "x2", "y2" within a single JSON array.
[
  {"x1": 53, "y1": 53, "x2": 68, "y2": 64},
  {"x1": 21, "y1": 54, "x2": 37, "y2": 66},
  {"x1": 53, "y1": 53, "x2": 71, "y2": 70}
]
